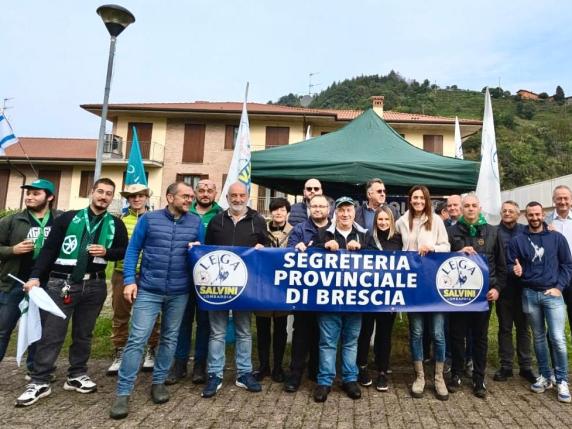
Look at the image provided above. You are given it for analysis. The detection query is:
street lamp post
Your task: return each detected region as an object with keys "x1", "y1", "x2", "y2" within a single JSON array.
[{"x1": 94, "y1": 4, "x2": 135, "y2": 181}]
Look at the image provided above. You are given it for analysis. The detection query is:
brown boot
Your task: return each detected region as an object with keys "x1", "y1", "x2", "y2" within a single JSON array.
[
  {"x1": 411, "y1": 361, "x2": 425, "y2": 398},
  {"x1": 434, "y1": 362, "x2": 449, "y2": 401}
]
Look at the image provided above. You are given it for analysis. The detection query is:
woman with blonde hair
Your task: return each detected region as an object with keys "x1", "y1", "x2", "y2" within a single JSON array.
[
  {"x1": 396, "y1": 185, "x2": 450, "y2": 401},
  {"x1": 358, "y1": 205, "x2": 402, "y2": 392}
]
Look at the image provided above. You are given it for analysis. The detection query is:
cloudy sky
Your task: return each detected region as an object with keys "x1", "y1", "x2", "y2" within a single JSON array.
[{"x1": 1, "y1": 0, "x2": 570, "y2": 137}]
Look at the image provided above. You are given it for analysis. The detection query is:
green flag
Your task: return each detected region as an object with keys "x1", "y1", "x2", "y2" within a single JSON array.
[{"x1": 125, "y1": 127, "x2": 148, "y2": 186}]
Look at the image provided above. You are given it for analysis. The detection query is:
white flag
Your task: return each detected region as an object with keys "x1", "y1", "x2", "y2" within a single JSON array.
[
  {"x1": 476, "y1": 88, "x2": 501, "y2": 225},
  {"x1": 219, "y1": 85, "x2": 251, "y2": 210},
  {"x1": 454, "y1": 116, "x2": 463, "y2": 159},
  {"x1": 305, "y1": 125, "x2": 312, "y2": 140},
  {"x1": 0, "y1": 113, "x2": 19, "y2": 156},
  {"x1": 16, "y1": 287, "x2": 66, "y2": 366}
]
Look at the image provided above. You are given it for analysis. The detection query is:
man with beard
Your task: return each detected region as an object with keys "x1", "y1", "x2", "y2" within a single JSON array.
[
  {"x1": 283, "y1": 194, "x2": 331, "y2": 393},
  {"x1": 289, "y1": 178, "x2": 325, "y2": 226},
  {"x1": 166, "y1": 179, "x2": 220, "y2": 385},
  {"x1": 16, "y1": 178, "x2": 128, "y2": 407},
  {"x1": 107, "y1": 184, "x2": 158, "y2": 376},
  {"x1": 508, "y1": 201, "x2": 572, "y2": 403},
  {"x1": 110, "y1": 182, "x2": 204, "y2": 419},
  {"x1": 201, "y1": 182, "x2": 269, "y2": 398},
  {"x1": 0, "y1": 179, "x2": 58, "y2": 373}
]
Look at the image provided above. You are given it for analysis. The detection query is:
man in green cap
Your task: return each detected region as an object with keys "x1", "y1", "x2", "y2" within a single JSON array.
[{"x1": 0, "y1": 178, "x2": 58, "y2": 372}]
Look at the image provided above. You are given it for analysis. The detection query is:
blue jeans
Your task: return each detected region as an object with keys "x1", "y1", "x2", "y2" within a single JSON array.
[
  {"x1": 317, "y1": 313, "x2": 361, "y2": 386},
  {"x1": 0, "y1": 286, "x2": 35, "y2": 370},
  {"x1": 409, "y1": 312, "x2": 446, "y2": 363},
  {"x1": 173, "y1": 290, "x2": 210, "y2": 363},
  {"x1": 117, "y1": 289, "x2": 188, "y2": 395},
  {"x1": 522, "y1": 288, "x2": 568, "y2": 383},
  {"x1": 206, "y1": 311, "x2": 252, "y2": 378}
]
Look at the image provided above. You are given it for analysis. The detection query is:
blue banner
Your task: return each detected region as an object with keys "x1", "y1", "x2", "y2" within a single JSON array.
[{"x1": 189, "y1": 246, "x2": 490, "y2": 312}]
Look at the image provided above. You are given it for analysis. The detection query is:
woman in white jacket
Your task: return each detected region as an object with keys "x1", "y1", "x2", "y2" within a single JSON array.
[{"x1": 395, "y1": 185, "x2": 450, "y2": 401}]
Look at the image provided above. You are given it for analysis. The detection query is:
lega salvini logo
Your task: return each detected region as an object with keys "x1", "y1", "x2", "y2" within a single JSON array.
[
  {"x1": 193, "y1": 250, "x2": 248, "y2": 305},
  {"x1": 435, "y1": 256, "x2": 484, "y2": 306}
]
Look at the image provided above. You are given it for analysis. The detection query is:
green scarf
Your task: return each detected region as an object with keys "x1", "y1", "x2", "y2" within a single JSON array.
[
  {"x1": 458, "y1": 213, "x2": 487, "y2": 237},
  {"x1": 55, "y1": 208, "x2": 115, "y2": 268},
  {"x1": 29, "y1": 211, "x2": 51, "y2": 259}
]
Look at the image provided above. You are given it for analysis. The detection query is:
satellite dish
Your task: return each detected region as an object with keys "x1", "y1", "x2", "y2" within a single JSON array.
[{"x1": 300, "y1": 95, "x2": 313, "y2": 107}]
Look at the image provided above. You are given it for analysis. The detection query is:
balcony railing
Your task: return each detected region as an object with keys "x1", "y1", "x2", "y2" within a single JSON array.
[{"x1": 103, "y1": 134, "x2": 165, "y2": 164}]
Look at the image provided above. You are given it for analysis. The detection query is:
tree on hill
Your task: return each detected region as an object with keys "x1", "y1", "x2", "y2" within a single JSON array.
[{"x1": 554, "y1": 86, "x2": 565, "y2": 102}]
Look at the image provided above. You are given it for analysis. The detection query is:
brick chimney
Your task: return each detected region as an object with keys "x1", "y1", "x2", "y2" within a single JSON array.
[{"x1": 371, "y1": 96, "x2": 384, "y2": 118}]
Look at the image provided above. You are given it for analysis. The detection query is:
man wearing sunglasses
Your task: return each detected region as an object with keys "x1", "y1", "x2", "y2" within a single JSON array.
[
  {"x1": 355, "y1": 178, "x2": 398, "y2": 231},
  {"x1": 289, "y1": 178, "x2": 324, "y2": 226}
]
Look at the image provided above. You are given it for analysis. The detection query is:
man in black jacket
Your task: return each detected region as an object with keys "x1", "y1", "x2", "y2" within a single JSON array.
[
  {"x1": 446, "y1": 193, "x2": 505, "y2": 399},
  {"x1": 493, "y1": 200, "x2": 535, "y2": 383},
  {"x1": 312, "y1": 196, "x2": 368, "y2": 403},
  {"x1": 201, "y1": 182, "x2": 270, "y2": 398},
  {"x1": 16, "y1": 178, "x2": 128, "y2": 407},
  {"x1": 0, "y1": 179, "x2": 57, "y2": 372}
]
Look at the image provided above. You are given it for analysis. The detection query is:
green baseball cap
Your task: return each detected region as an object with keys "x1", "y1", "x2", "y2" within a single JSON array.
[
  {"x1": 335, "y1": 196, "x2": 356, "y2": 208},
  {"x1": 21, "y1": 178, "x2": 56, "y2": 195}
]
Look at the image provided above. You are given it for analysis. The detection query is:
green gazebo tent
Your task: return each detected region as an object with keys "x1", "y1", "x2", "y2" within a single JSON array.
[{"x1": 251, "y1": 109, "x2": 479, "y2": 198}]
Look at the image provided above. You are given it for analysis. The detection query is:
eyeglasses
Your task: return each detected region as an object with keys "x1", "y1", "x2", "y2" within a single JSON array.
[
  {"x1": 305, "y1": 187, "x2": 321, "y2": 192},
  {"x1": 374, "y1": 189, "x2": 386, "y2": 194},
  {"x1": 174, "y1": 194, "x2": 193, "y2": 201}
]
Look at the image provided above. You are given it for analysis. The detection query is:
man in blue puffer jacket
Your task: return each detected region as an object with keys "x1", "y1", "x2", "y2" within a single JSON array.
[{"x1": 110, "y1": 181, "x2": 204, "y2": 420}]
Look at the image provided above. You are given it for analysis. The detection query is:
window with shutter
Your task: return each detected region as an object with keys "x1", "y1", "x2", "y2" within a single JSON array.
[
  {"x1": 224, "y1": 125, "x2": 239, "y2": 150},
  {"x1": 423, "y1": 135, "x2": 443, "y2": 154},
  {"x1": 182, "y1": 124, "x2": 206, "y2": 163},
  {"x1": 265, "y1": 127, "x2": 289, "y2": 148},
  {"x1": 127, "y1": 122, "x2": 153, "y2": 159},
  {"x1": 79, "y1": 171, "x2": 94, "y2": 198},
  {"x1": 176, "y1": 173, "x2": 209, "y2": 188}
]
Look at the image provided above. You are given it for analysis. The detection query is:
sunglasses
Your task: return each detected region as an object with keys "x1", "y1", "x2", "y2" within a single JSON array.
[
  {"x1": 373, "y1": 189, "x2": 386, "y2": 194},
  {"x1": 305, "y1": 187, "x2": 321, "y2": 192}
]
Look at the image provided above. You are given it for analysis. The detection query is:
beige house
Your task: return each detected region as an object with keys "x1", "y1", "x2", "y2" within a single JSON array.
[{"x1": 1, "y1": 97, "x2": 481, "y2": 211}]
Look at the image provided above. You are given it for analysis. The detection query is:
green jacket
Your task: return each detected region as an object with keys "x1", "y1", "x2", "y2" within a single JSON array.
[
  {"x1": 115, "y1": 208, "x2": 145, "y2": 273},
  {"x1": 0, "y1": 209, "x2": 58, "y2": 292},
  {"x1": 191, "y1": 201, "x2": 222, "y2": 230}
]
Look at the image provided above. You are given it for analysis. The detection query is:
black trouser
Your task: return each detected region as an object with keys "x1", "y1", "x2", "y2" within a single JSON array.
[
  {"x1": 31, "y1": 277, "x2": 107, "y2": 384},
  {"x1": 289, "y1": 311, "x2": 319, "y2": 379},
  {"x1": 495, "y1": 288, "x2": 532, "y2": 371},
  {"x1": 357, "y1": 312, "x2": 396, "y2": 372},
  {"x1": 255, "y1": 315, "x2": 287, "y2": 370},
  {"x1": 449, "y1": 309, "x2": 490, "y2": 382}
]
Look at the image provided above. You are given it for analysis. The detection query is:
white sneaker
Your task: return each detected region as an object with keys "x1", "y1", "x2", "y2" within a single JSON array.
[
  {"x1": 107, "y1": 348, "x2": 124, "y2": 376},
  {"x1": 557, "y1": 381, "x2": 571, "y2": 403},
  {"x1": 531, "y1": 375, "x2": 553, "y2": 393},
  {"x1": 63, "y1": 375, "x2": 97, "y2": 393},
  {"x1": 142, "y1": 347, "x2": 155, "y2": 372},
  {"x1": 15, "y1": 384, "x2": 52, "y2": 407}
]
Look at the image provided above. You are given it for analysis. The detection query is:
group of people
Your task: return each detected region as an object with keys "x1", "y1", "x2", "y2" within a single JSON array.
[{"x1": 0, "y1": 175, "x2": 571, "y2": 421}]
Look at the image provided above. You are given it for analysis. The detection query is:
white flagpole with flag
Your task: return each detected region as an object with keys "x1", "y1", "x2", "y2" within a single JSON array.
[
  {"x1": 476, "y1": 88, "x2": 501, "y2": 225},
  {"x1": 0, "y1": 112, "x2": 19, "y2": 156},
  {"x1": 219, "y1": 83, "x2": 252, "y2": 210},
  {"x1": 305, "y1": 125, "x2": 312, "y2": 140},
  {"x1": 454, "y1": 116, "x2": 463, "y2": 159},
  {"x1": 9, "y1": 274, "x2": 66, "y2": 366}
]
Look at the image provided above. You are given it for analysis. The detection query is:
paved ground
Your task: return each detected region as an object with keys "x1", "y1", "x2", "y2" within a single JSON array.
[{"x1": 1, "y1": 359, "x2": 571, "y2": 428}]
